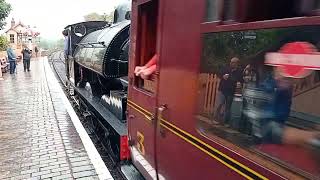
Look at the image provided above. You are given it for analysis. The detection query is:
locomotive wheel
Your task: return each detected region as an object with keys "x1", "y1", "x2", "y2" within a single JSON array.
[{"x1": 93, "y1": 119, "x2": 120, "y2": 162}]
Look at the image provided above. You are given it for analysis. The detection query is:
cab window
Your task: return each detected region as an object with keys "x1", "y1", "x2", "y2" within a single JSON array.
[{"x1": 133, "y1": 0, "x2": 158, "y2": 93}]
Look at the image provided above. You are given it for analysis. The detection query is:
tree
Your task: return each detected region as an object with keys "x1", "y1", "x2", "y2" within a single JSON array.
[
  {"x1": 84, "y1": 12, "x2": 105, "y2": 21},
  {"x1": 0, "y1": 0, "x2": 11, "y2": 30},
  {"x1": 0, "y1": 35, "x2": 8, "y2": 51},
  {"x1": 84, "y1": 11, "x2": 114, "y2": 22},
  {"x1": 103, "y1": 12, "x2": 114, "y2": 22}
]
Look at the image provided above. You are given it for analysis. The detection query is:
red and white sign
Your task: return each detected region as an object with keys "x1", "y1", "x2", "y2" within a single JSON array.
[{"x1": 265, "y1": 42, "x2": 320, "y2": 78}]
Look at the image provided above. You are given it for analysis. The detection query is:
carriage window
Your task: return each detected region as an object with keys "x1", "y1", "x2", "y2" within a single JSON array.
[
  {"x1": 197, "y1": 26, "x2": 320, "y2": 178},
  {"x1": 206, "y1": 0, "x2": 320, "y2": 23},
  {"x1": 134, "y1": 0, "x2": 158, "y2": 93},
  {"x1": 206, "y1": 0, "x2": 219, "y2": 22}
]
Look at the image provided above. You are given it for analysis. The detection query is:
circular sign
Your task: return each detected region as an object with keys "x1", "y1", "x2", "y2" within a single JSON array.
[
  {"x1": 265, "y1": 42, "x2": 320, "y2": 78},
  {"x1": 279, "y1": 42, "x2": 316, "y2": 77}
]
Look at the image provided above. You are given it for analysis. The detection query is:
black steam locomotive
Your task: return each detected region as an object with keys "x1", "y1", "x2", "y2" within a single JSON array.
[{"x1": 63, "y1": 0, "x2": 133, "y2": 168}]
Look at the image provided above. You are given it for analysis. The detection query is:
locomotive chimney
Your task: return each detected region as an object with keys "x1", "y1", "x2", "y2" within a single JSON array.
[{"x1": 11, "y1": 18, "x2": 15, "y2": 28}]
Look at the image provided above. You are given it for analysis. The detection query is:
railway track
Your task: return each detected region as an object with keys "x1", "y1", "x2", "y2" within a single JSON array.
[{"x1": 49, "y1": 51, "x2": 127, "y2": 180}]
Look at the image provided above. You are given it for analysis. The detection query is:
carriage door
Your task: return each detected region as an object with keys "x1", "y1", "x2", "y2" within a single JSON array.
[{"x1": 127, "y1": 0, "x2": 160, "y2": 179}]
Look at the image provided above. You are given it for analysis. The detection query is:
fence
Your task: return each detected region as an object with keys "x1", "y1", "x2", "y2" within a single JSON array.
[{"x1": 199, "y1": 73, "x2": 221, "y2": 116}]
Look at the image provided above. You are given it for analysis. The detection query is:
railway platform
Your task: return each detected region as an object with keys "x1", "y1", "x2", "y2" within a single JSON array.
[{"x1": 0, "y1": 58, "x2": 113, "y2": 180}]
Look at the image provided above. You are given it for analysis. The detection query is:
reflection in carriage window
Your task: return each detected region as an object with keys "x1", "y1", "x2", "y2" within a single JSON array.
[{"x1": 197, "y1": 26, "x2": 320, "y2": 178}]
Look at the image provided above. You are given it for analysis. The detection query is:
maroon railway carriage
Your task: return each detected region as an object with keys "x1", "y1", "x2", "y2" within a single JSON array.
[{"x1": 127, "y1": 0, "x2": 320, "y2": 179}]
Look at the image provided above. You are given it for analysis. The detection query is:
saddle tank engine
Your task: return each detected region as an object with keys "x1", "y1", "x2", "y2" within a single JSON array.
[{"x1": 64, "y1": 0, "x2": 133, "y2": 165}]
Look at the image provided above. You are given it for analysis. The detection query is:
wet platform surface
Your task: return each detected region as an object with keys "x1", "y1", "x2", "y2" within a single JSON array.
[{"x1": 0, "y1": 58, "x2": 112, "y2": 180}]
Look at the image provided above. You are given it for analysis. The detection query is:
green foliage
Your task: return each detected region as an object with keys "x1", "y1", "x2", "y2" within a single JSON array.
[
  {"x1": 84, "y1": 12, "x2": 105, "y2": 21},
  {"x1": 84, "y1": 11, "x2": 114, "y2": 22},
  {"x1": 38, "y1": 38, "x2": 64, "y2": 52},
  {"x1": 55, "y1": 38, "x2": 64, "y2": 49},
  {"x1": 103, "y1": 12, "x2": 114, "y2": 22},
  {"x1": 0, "y1": 35, "x2": 8, "y2": 51},
  {"x1": 201, "y1": 29, "x2": 286, "y2": 73},
  {"x1": 0, "y1": 0, "x2": 11, "y2": 30},
  {"x1": 38, "y1": 38, "x2": 54, "y2": 50}
]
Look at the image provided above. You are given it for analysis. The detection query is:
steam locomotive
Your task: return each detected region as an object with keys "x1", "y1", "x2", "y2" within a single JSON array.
[{"x1": 63, "y1": 1, "x2": 136, "y2": 176}]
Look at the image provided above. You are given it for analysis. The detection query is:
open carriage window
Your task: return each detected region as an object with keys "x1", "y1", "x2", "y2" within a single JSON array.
[
  {"x1": 134, "y1": 0, "x2": 158, "y2": 93},
  {"x1": 196, "y1": 26, "x2": 320, "y2": 178}
]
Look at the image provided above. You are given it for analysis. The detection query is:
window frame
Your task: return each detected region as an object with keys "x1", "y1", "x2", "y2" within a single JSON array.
[
  {"x1": 9, "y1": 34, "x2": 15, "y2": 43},
  {"x1": 201, "y1": 16, "x2": 320, "y2": 33},
  {"x1": 133, "y1": 0, "x2": 159, "y2": 95},
  {"x1": 198, "y1": 15, "x2": 320, "y2": 179}
]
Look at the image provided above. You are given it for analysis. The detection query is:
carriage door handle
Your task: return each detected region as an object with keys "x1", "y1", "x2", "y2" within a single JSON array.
[{"x1": 157, "y1": 104, "x2": 167, "y2": 137}]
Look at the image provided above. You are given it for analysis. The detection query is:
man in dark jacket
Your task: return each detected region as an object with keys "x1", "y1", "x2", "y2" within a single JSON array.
[
  {"x1": 7, "y1": 46, "x2": 16, "y2": 74},
  {"x1": 21, "y1": 45, "x2": 32, "y2": 72},
  {"x1": 217, "y1": 57, "x2": 243, "y2": 126}
]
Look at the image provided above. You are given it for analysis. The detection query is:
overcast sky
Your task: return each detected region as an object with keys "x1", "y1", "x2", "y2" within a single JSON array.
[{"x1": 3, "y1": 0, "x2": 122, "y2": 40}]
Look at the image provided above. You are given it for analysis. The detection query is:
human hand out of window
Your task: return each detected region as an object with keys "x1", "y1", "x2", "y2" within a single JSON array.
[
  {"x1": 134, "y1": 66, "x2": 147, "y2": 76},
  {"x1": 135, "y1": 54, "x2": 158, "y2": 80}
]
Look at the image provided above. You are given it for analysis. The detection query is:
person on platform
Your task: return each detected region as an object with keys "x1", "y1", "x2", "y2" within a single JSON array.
[
  {"x1": 21, "y1": 45, "x2": 32, "y2": 72},
  {"x1": 62, "y1": 29, "x2": 69, "y2": 77},
  {"x1": 62, "y1": 29, "x2": 69, "y2": 59},
  {"x1": 215, "y1": 57, "x2": 243, "y2": 126},
  {"x1": 6, "y1": 45, "x2": 16, "y2": 74},
  {"x1": 34, "y1": 46, "x2": 39, "y2": 57}
]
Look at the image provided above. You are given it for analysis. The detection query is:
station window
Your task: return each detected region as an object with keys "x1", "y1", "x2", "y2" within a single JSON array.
[
  {"x1": 9, "y1": 34, "x2": 14, "y2": 43},
  {"x1": 197, "y1": 25, "x2": 320, "y2": 178},
  {"x1": 205, "y1": 0, "x2": 320, "y2": 23},
  {"x1": 134, "y1": 0, "x2": 158, "y2": 93}
]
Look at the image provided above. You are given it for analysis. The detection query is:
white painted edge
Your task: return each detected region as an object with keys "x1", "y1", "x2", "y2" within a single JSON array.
[
  {"x1": 43, "y1": 57, "x2": 113, "y2": 180},
  {"x1": 131, "y1": 147, "x2": 165, "y2": 180}
]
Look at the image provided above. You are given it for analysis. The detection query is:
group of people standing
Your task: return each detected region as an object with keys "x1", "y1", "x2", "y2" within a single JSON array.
[
  {"x1": 213, "y1": 57, "x2": 320, "y2": 149},
  {"x1": 6, "y1": 45, "x2": 33, "y2": 74}
]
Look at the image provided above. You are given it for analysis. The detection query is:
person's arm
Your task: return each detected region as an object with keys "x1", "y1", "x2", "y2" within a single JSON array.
[
  {"x1": 238, "y1": 68, "x2": 244, "y2": 83},
  {"x1": 140, "y1": 64, "x2": 157, "y2": 80},
  {"x1": 7, "y1": 50, "x2": 13, "y2": 59},
  {"x1": 144, "y1": 54, "x2": 157, "y2": 68},
  {"x1": 134, "y1": 54, "x2": 158, "y2": 76},
  {"x1": 216, "y1": 66, "x2": 224, "y2": 79}
]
